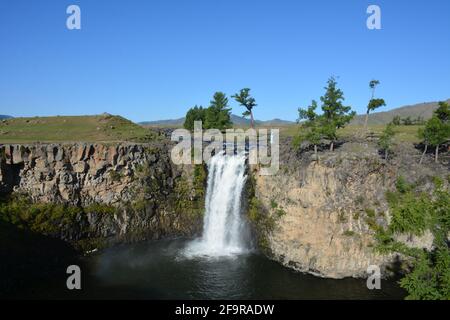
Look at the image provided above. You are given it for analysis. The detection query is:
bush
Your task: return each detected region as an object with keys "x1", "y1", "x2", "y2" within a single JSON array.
[
  {"x1": 343, "y1": 230, "x2": 356, "y2": 237},
  {"x1": 373, "y1": 177, "x2": 450, "y2": 299}
]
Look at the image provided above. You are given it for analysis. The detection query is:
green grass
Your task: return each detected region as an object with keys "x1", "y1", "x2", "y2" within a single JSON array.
[
  {"x1": 0, "y1": 113, "x2": 424, "y2": 144},
  {"x1": 280, "y1": 123, "x2": 423, "y2": 143},
  {"x1": 338, "y1": 124, "x2": 423, "y2": 143},
  {"x1": 0, "y1": 114, "x2": 159, "y2": 143}
]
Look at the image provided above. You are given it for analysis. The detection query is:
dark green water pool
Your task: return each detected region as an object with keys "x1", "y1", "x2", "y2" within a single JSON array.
[{"x1": 48, "y1": 239, "x2": 408, "y2": 299}]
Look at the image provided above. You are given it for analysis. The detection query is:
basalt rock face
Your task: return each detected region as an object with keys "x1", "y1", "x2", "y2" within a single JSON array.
[
  {"x1": 0, "y1": 143, "x2": 204, "y2": 250},
  {"x1": 1, "y1": 143, "x2": 152, "y2": 205},
  {"x1": 252, "y1": 139, "x2": 448, "y2": 279}
]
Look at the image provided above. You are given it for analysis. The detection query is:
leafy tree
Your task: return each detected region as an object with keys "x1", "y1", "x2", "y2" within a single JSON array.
[
  {"x1": 184, "y1": 92, "x2": 233, "y2": 131},
  {"x1": 418, "y1": 127, "x2": 430, "y2": 164},
  {"x1": 435, "y1": 101, "x2": 450, "y2": 122},
  {"x1": 391, "y1": 115, "x2": 401, "y2": 126},
  {"x1": 399, "y1": 242, "x2": 450, "y2": 300},
  {"x1": 320, "y1": 77, "x2": 355, "y2": 151},
  {"x1": 232, "y1": 88, "x2": 257, "y2": 128},
  {"x1": 378, "y1": 123, "x2": 396, "y2": 160},
  {"x1": 420, "y1": 116, "x2": 449, "y2": 163},
  {"x1": 418, "y1": 101, "x2": 449, "y2": 164},
  {"x1": 369, "y1": 79, "x2": 380, "y2": 97},
  {"x1": 184, "y1": 105, "x2": 206, "y2": 131},
  {"x1": 205, "y1": 92, "x2": 232, "y2": 130},
  {"x1": 376, "y1": 178, "x2": 450, "y2": 300},
  {"x1": 415, "y1": 116, "x2": 425, "y2": 125},
  {"x1": 296, "y1": 100, "x2": 322, "y2": 160},
  {"x1": 297, "y1": 100, "x2": 319, "y2": 123},
  {"x1": 402, "y1": 116, "x2": 413, "y2": 126},
  {"x1": 364, "y1": 80, "x2": 385, "y2": 132}
]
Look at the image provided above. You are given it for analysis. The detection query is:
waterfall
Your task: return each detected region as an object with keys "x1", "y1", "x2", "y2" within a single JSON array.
[{"x1": 184, "y1": 152, "x2": 251, "y2": 257}]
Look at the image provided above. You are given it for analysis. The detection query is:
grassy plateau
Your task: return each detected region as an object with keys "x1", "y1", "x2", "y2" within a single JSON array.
[{"x1": 0, "y1": 114, "x2": 158, "y2": 144}]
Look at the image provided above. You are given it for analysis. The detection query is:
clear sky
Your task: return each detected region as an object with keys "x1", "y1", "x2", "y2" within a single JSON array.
[{"x1": 1, "y1": 0, "x2": 449, "y2": 122}]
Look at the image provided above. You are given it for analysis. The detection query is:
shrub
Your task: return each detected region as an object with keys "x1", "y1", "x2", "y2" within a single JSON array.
[
  {"x1": 343, "y1": 230, "x2": 356, "y2": 237},
  {"x1": 373, "y1": 178, "x2": 450, "y2": 299}
]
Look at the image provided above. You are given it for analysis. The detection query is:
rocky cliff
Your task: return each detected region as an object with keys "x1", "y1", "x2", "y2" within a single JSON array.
[
  {"x1": 1, "y1": 138, "x2": 447, "y2": 279},
  {"x1": 0, "y1": 143, "x2": 205, "y2": 250},
  {"x1": 251, "y1": 139, "x2": 447, "y2": 279}
]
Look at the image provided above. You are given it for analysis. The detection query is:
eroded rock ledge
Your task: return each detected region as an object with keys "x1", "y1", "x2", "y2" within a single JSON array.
[
  {"x1": 1, "y1": 143, "x2": 158, "y2": 205},
  {"x1": 251, "y1": 140, "x2": 447, "y2": 279},
  {"x1": 0, "y1": 143, "x2": 205, "y2": 250}
]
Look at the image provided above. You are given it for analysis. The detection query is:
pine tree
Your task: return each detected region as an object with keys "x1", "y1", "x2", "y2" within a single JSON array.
[
  {"x1": 297, "y1": 100, "x2": 322, "y2": 160},
  {"x1": 320, "y1": 77, "x2": 356, "y2": 151},
  {"x1": 418, "y1": 101, "x2": 450, "y2": 164},
  {"x1": 422, "y1": 116, "x2": 448, "y2": 163},
  {"x1": 205, "y1": 92, "x2": 232, "y2": 130},
  {"x1": 435, "y1": 101, "x2": 450, "y2": 122}
]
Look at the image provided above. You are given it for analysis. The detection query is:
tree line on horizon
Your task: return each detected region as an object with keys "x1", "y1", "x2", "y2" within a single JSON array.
[
  {"x1": 183, "y1": 77, "x2": 449, "y2": 164},
  {"x1": 183, "y1": 89, "x2": 258, "y2": 131}
]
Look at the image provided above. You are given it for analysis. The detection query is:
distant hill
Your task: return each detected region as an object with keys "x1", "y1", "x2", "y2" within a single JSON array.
[
  {"x1": 0, "y1": 115, "x2": 13, "y2": 120},
  {"x1": 0, "y1": 114, "x2": 158, "y2": 143},
  {"x1": 140, "y1": 114, "x2": 295, "y2": 127},
  {"x1": 351, "y1": 99, "x2": 450, "y2": 126},
  {"x1": 140, "y1": 117, "x2": 185, "y2": 127},
  {"x1": 141, "y1": 99, "x2": 450, "y2": 128}
]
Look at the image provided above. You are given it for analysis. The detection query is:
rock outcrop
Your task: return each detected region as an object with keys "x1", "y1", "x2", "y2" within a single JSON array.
[
  {"x1": 1, "y1": 138, "x2": 446, "y2": 279},
  {"x1": 1, "y1": 143, "x2": 154, "y2": 205},
  {"x1": 252, "y1": 140, "x2": 448, "y2": 279},
  {"x1": 0, "y1": 143, "x2": 205, "y2": 250}
]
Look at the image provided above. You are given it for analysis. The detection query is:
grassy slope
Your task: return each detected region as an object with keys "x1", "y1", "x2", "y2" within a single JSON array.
[
  {"x1": 0, "y1": 112, "x2": 423, "y2": 144},
  {"x1": 351, "y1": 99, "x2": 450, "y2": 126},
  {"x1": 280, "y1": 124, "x2": 423, "y2": 144},
  {"x1": 0, "y1": 114, "x2": 159, "y2": 143}
]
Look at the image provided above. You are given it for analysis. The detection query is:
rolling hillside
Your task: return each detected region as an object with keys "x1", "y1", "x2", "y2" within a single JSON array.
[
  {"x1": 140, "y1": 114, "x2": 295, "y2": 127},
  {"x1": 351, "y1": 99, "x2": 450, "y2": 125},
  {"x1": 141, "y1": 99, "x2": 450, "y2": 128},
  {"x1": 0, "y1": 114, "x2": 158, "y2": 143}
]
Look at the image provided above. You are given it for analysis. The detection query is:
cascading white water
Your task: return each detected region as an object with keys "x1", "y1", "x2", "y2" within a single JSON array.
[{"x1": 184, "y1": 152, "x2": 251, "y2": 257}]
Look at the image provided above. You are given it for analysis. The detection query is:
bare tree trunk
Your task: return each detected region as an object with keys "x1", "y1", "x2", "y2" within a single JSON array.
[
  {"x1": 419, "y1": 144, "x2": 428, "y2": 164},
  {"x1": 314, "y1": 145, "x2": 319, "y2": 164},
  {"x1": 363, "y1": 111, "x2": 369, "y2": 135},
  {"x1": 435, "y1": 145, "x2": 439, "y2": 163},
  {"x1": 329, "y1": 141, "x2": 334, "y2": 152},
  {"x1": 250, "y1": 110, "x2": 254, "y2": 129},
  {"x1": 385, "y1": 149, "x2": 388, "y2": 161}
]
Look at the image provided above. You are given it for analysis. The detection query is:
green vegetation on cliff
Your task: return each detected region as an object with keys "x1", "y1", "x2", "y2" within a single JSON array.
[
  {"x1": 0, "y1": 193, "x2": 83, "y2": 234},
  {"x1": 374, "y1": 177, "x2": 450, "y2": 300},
  {"x1": 172, "y1": 164, "x2": 207, "y2": 219},
  {"x1": 245, "y1": 174, "x2": 287, "y2": 252},
  {"x1": 0, "y1": 193, "x2": 117, "y2": 251}
]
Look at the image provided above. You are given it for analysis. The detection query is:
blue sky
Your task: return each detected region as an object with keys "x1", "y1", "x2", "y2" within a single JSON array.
[{"x1": 1, "y1": 0, "x2": 449, "y2": 122}]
